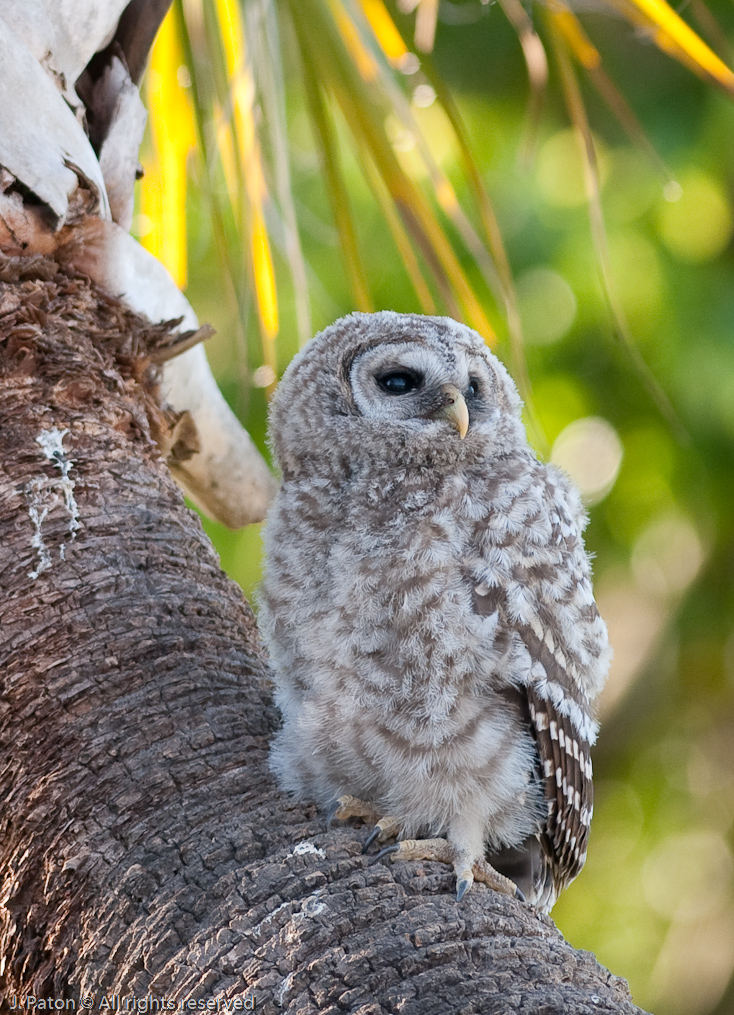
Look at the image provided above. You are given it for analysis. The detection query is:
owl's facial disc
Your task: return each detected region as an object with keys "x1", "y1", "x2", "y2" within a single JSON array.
[
  {"x1": 350, "y1": 342, "x2": 476, "y2": 439},
  {"x1": 375, "y1": 369, "x2": 469, "y2": 437}
]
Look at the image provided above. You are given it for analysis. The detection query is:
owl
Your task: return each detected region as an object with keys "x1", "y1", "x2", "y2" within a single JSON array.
[{"x1": 259, "y1": 312, "x2": 610, "y2": 912}]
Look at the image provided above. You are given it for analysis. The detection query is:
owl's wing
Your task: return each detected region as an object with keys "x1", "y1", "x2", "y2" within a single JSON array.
[
  {"x1": 523, "y1": 629, "x2": 594, "y2": 896},
  {"x1": 471, "y1": 467, "x2": 607, "y2": 909},
  {"x1": 474, "y1": 585, "x2": 596, "y2": 907}
]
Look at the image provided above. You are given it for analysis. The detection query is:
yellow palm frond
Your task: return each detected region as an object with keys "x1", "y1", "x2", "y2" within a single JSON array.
[
  {"x1": 144, "y1": 6, "x2": 196, "y2": 288},
  {"x1": 143, "y1": 0, "x2": 734, "y2": 424}
]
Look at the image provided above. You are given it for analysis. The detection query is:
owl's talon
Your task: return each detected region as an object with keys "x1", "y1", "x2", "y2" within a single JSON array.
[
  {"x1": 362, "y1": 826, "x2": 382, "y2": 853},
  {"x1": 456, "y1": 875, "x2": 473, "y2": 902},
  {"x1": 515, "y1": 886, "x2": 526, "y2": 903},
  {"x1": 371, "y1": 843, "x2": 401, "y2": 865},
  {"x1": 362, "y1": 814, "x2": 402, "y2": 853}
]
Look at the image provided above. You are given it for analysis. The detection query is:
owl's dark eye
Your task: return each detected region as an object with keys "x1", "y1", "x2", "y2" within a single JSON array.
[
  {"x1": 466, "y1": 376, "x2": 481, "y2": 397},
  {"x1": 376, "y1": 370, "x2": 422, "y2": 395}
]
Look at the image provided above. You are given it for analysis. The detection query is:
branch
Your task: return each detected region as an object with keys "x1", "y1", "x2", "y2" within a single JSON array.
[{"x1": 0, "y1": 261, "x2": 645, "y2": 1014}]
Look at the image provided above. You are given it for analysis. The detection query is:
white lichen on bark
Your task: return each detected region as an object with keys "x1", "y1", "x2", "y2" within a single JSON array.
[
  {"x1": 26, "y1": 427, "x2": 80, "y2": 579},
  {"x1": 289, "y1": 841, "x2": 326, "y2": 859}
]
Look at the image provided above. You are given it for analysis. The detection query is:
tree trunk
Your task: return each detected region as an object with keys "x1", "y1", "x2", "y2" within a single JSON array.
[{"x1": 0, "y1": 255, "x2": 647, "y2": 1013}]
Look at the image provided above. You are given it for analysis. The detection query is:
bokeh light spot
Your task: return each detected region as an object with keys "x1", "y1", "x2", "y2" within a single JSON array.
[
  {"x1": 386, "y1": 114, "x2": 416, "y2": 153},
  {"x1": 412, "y1": 84, "x2": 436, "y2": 107},
  {"x1": 536, "y1": 128, "x2": 608, "y2": 207},
  {"x1": 398, "y1": 52, "x2": 420, "y2": 74},
  {"x1": 516, "y1": 266, "x2": 577, "y2": 345},
  {"x1": 657, "y1": 170, "x2": 733, "y2": 263},
  {"x1": 252, "y1": 365, "x2": 277, "y2": 388},
  {"x1": 631, "y1": 512, "x2": 704, "y2": 596},
  {"x1": 551, "y1": 416, "x2": 623, "y2": 504}
]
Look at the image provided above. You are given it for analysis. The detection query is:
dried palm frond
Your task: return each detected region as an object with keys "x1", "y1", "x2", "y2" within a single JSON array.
[{"x1": 141, "y1": 0, "x2": 734, "y2": 436}]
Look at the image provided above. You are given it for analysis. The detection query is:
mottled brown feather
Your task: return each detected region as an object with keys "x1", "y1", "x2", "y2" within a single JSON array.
[{"x1": 261, "y1": 311, "x2": 610, "y2": 913}]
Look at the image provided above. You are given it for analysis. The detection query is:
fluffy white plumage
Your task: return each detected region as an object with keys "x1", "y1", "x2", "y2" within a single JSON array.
[{"x1": 260, "y1": 312, "x2": 611, "y2": 911}]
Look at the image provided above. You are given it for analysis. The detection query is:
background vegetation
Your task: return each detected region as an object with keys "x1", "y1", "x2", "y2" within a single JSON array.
[{"x1": 134, "y1": 2, "x2": 734, "y2": 1012}]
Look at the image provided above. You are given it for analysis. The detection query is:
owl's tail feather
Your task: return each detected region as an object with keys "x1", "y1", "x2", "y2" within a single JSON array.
[{"x1": 486, "y1": 835, "x2": 557, "y2": 914}]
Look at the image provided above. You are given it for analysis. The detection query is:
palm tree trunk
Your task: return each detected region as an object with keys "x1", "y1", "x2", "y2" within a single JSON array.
[
  {"x1": 0, "y1": 256, "x2": 646, "y2": 1012},
  {"x1": 0, "y1": 253, "x2": 274, "y2": 998},
  {"x1": 0, "y1": 0, "x2": 647, "y2": 1006}
]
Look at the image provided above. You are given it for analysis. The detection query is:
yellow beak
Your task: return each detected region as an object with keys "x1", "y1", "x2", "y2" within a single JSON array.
[{"x1": 428, "y1": 385, "x2": 469, "y2": 439}]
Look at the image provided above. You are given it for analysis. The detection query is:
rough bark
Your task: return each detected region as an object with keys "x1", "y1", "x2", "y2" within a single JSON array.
[
  {"x1": 0, "y1": 256, "x2": 648, "y2": 1013},
  {"x1": 0, "y1": 0, "x2": 276, "y2": 531}
]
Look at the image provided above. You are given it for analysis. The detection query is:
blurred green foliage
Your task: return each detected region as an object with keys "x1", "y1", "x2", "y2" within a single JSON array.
[{"x1": 164, "y1": 3, "x2": 734, "y2": 1011}]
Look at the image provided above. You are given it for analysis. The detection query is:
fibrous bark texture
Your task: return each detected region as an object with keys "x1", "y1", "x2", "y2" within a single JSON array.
[{"x1": 0, "y1": 256, "x2": 648, "y2": 1013}]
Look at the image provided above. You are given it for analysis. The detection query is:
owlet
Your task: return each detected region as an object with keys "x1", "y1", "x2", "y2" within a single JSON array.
[{"x1": 259, "y1": 312, "x2": 610, "y2": 912}]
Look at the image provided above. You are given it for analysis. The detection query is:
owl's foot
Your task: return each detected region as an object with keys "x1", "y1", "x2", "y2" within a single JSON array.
[
  {"x1": 361, "y1": 815, "x2": 402, "y2": 853},
  {"x1": 328, "y1": 794, "x2": 381, "y2": 827},
  {"x1": 374, "y1": 836, "x2": 523, "y2": 903},
  {"x1": 327, "y1": 796, "x2": 402, "y2": 853}
]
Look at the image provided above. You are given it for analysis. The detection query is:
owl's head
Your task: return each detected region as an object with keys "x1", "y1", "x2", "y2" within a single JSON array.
[{"x1": 269, "y1": 312, "x2": 528, "y2": 478}]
